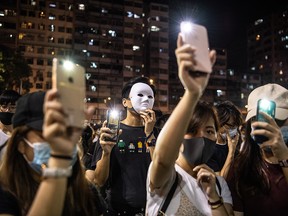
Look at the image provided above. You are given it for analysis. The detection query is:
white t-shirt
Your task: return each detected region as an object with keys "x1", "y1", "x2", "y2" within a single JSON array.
[{"x1": 146, "y1": 163, "x2": 232, "y2": 216}]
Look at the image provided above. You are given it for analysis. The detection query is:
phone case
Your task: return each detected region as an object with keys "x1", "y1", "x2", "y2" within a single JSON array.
[
  {"x1": 52, "y1": 58, "x2": 86, "y2": 128},
  {"x1": 106, "y1": 110, "x2": 120, "y2": 142},
  {"x1": 256, "y1": 99, "x2": 276, "y2": 122},
  {"x1": 181, "y1": 23, "x2": 212, "y2": 73},
  {"x1": 254, "y1": 99, "x2": 276, "y2": 143}
]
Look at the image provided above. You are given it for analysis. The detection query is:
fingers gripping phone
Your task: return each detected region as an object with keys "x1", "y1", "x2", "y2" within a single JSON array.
[
  {"x1": 180, "y1": 22, "x2": 212, "y2": 73},
  {"x1": 52, "y1": 58, "x2": 86, "y2": 128},
  {"x1": 254, "y1": 99, "x2": 276, "y2": 143},
  {"x1": 106, "y1": 109, "x2": 120, "y2": 142}
]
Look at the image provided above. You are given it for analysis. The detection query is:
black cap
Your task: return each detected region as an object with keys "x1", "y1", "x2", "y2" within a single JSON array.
[{"x1": 12, "y1": 91, "x2": 46, "y2": 131}]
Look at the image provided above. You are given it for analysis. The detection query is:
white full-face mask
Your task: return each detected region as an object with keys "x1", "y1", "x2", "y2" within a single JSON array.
[{"x1": 129, "y1": 83, "x2": 154, "y2": 113}]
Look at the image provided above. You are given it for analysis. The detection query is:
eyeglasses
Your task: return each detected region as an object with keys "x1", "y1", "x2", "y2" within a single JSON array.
[{"x1": 0, "y1": 103, "x2": 16, "y2": 112}]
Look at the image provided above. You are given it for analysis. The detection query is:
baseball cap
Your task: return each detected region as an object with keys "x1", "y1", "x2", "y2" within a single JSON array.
[
  {"x1": 246, "y1": 83, "x2": 288, "y2": 121},
  {"x1": 12, "y1": 91, "x2": 46, "y2": 130}
]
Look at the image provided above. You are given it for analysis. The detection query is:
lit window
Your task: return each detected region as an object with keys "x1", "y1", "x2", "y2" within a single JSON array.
[
  {"x1": 90, "y1": 62, "x2": 97, "y2": 68},
  {"x1": 127, "y1": 11, "x2": 133, "y2": 17},
  {"x1": 48, "y1": 14, "x2": 56, "y2": 20},
  {"x1": 108, "y1": 30, "x2": 116, "y2": 37},
  {"x1": 49, "y1": 3, "x2": 56, "y2": 8},
  {"x1": 133, "y1": 45, "x2": 140, "y2": 51},
  {"x1": 91, "y1": 85, "x2": 96, "y2": 91},
  {"x1": 102, "y1": 8, "x2": 108, "y2": 13},
  {"x1": 134, "y1": 13, "x2": 140, "y2": 18},
  {"x1": 78, "y1": 4, "x2": 85, "y2": 10},
  {"x1": 89, "y1": 39, "x2": 94, "y2": 45},
  {"x1": 151, "y1": 26, "x2": 160, "y2": 32}
]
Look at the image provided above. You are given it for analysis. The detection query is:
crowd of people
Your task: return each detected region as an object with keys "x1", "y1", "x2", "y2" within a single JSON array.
[{"x1": 0, "y1": 31, "x2": 288, "y2": 216}]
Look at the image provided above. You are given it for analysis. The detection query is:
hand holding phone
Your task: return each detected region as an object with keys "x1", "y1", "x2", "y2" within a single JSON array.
[
  {"x1": 52, "y1": 58, "x2": 86, "y2": 129},
  {"x1": 254, "y1": 99, "x2": 276, "y2": 143},
  {"x1": 106, "y1": 109, "x2": 120, "y2": 142},
  {"x1": 180, "y1": 22, "x2": 212, "y2": 73}
]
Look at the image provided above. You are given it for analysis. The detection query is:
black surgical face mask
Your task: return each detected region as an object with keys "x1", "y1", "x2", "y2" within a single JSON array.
[
  {"x1": 0, "y1": 112, "x2": 14, "y2": 125},
  {"x1": 182, "y1": 137, "x2": 216, "y2": 166}
]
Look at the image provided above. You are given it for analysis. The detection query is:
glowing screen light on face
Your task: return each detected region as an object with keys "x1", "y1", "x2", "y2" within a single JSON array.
[{"x1": 180, "y1": 21, "x2": 193, "y2": 33}]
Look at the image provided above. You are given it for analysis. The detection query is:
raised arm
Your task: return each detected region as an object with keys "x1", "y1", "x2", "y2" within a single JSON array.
[{"x1": 149, "y1": 33, "x2": 216, "y2": 191}]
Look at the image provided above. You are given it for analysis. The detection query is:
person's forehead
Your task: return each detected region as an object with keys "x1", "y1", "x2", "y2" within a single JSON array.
[{"x1": 130, "y1": 83, "x2": 153, "y2": 93}]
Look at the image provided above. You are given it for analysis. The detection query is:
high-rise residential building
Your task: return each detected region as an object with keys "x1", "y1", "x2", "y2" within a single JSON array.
[
  {"x1": 244, "y1": 9, "x2": 288, "y2": 100},
  {"x1": 0, "y1": 0, "x2": 169, "y2": 121}
]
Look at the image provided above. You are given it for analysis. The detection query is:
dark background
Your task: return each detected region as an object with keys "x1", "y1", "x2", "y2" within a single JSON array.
[{"x1": 167, "y1": 0, "x2": 288, "y2": 70}]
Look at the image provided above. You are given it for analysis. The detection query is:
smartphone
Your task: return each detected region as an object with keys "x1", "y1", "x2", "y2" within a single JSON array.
[
  {"x1": 180, "y1": 22, "x2": 212, "y2": 73},
  {"x1": 254, "y1": 99, "x2": 276, "y2": 143},
  {"x1": 52, "y1": 58, "x2": 86, "y2": 128},
  {"x1": 106, "y1": 109, "x2": 120, "y2": 142}
]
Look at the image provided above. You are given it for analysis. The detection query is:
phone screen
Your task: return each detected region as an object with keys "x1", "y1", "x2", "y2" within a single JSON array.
[
  {"x1": 52, "y1": 58, "x2": 86, "y2": 128},
  {"x1": 254, "y1": 99, "x2": 276, "y2": 143},
  {"x1": 106, "y1": 110, "x2": 120, "y2": 142},
  {"x1": 256, "y1": 99, "x2": 276, "y2": 122}
]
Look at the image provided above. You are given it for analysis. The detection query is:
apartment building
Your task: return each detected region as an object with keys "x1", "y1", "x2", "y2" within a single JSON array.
[{"x1": 0, "y1": 0, "x2": 169, "y2": 121}]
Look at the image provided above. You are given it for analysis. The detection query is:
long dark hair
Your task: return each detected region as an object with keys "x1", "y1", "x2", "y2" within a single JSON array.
[
  {"x1": 227, "y1": 119, "x2": 270, "y2": 197},
  {"x1": 0, "y1": 125, "x2": 101, "y2": 215}
]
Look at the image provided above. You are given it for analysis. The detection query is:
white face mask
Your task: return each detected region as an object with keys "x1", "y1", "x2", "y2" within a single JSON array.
[{"x1": 129, "y1": 83, "x2": 154, "y2": 113}]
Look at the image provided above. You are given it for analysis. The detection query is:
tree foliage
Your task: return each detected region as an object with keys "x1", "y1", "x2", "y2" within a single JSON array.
[{"x1": 0, "y1": 44, "x2": 32, "y2": 92}]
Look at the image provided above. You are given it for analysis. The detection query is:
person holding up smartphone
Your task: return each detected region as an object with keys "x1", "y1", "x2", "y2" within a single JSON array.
[
  {"x1": 226, "y1": 83, "x2": 288, "y2": 216},
  {"x1": 89, "y1": 76, "x2": 157, "y2": 215}
]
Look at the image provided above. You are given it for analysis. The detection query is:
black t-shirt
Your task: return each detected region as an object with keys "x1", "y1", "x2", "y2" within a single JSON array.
[
  {"x1": 0, "y1": 185, "x2": 21, "y2": 216},
  {"x1": 91, "y1": 123, "x2": 152, "y2": 212}
]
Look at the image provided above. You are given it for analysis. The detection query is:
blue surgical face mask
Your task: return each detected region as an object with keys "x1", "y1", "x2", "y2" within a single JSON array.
[
  {"x1": 220, "y1": 128, "x2": 238, "y2": 140},
  {"x1": 23, "y1": 139, "x2": 78, "y2": 174}
]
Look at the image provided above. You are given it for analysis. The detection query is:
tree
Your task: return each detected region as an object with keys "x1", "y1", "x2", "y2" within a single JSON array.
[{"x1": 0, "y1": 44, "x2": 32, "y2": 92}]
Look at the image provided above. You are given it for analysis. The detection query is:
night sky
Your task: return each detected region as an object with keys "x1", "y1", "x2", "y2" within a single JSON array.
[{"x1": 168, "y1": 0, "x2": 288, "y2": 70}]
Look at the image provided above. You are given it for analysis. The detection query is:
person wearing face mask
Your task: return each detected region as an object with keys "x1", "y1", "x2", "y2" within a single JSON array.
[
  {"x1": 146, "y1": 34, "x2": 233, "y2": 216},
  {"x1": 0, "y1": 90, "x2": 21, "y2": 161},
  {"x1": 207, "y1": 101, "x2": 244, "y2": 178},
  {"x1": 226, "y1": 83, "x2": 288, "y2": 216},
  {"x1": 0, "y1": 90, "x2": 105, "y2": 216},
  {"x1": 89, "y1": 76, "x2": 157, "y2": 215}
]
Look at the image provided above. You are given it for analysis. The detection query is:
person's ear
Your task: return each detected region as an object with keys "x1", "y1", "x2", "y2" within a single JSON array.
[
  {"x1": 17, "y1": 140, "x2": 25, "y2": 154},
  {"x1": 122, "y1": 98, "x2": 128, "y2": 108}
]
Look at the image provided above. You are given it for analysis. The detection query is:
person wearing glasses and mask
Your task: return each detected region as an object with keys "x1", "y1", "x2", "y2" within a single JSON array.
[{"x1": 0, "y1": 90, "x2": 21, "y2": 161}]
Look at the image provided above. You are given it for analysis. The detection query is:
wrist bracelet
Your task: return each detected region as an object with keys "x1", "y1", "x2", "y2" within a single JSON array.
[
  {"x1": 146, "y1": 131, "x2": 154, "y2": 140},
  {"x1": 279, "y1": 159, "x2": 288, "y2": 167},
  {"x1": 50, "y1": 154, "x2": 72, "y2": 160},
  {"x1": 42, "y1": 167, "x2": 72, "y2": 178},
  {"x1": 208, "y1": 197, "x2": 223, "y2": 209}
]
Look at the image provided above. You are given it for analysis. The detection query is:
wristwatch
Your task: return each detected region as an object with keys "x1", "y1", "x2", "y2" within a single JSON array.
[
  {"x1": 279, "y1": 159, "x2": 288, "y2": 167},
  {"x1": 147, "y1": 139, "x2": 156, "y2": 147}
]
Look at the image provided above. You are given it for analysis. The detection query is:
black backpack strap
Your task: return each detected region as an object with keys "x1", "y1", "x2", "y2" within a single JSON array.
[
  {"x1": 157, "y1": 172, "x2": 179, "y2": 216},
  {"x1": 215, "y1": 176, "x2": 222, "y2": 195}
]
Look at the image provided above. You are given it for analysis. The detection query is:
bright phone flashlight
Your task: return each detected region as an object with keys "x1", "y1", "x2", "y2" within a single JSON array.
[
  {"x1": 63, "y1": 60, "x2": 74, "y2": 71},
  {"x1": 111, "y1": 110, "x2": 119, "y2": 118},
  {"x1": 180, "y1": 21, "x2": 193, "y2": 33}
]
